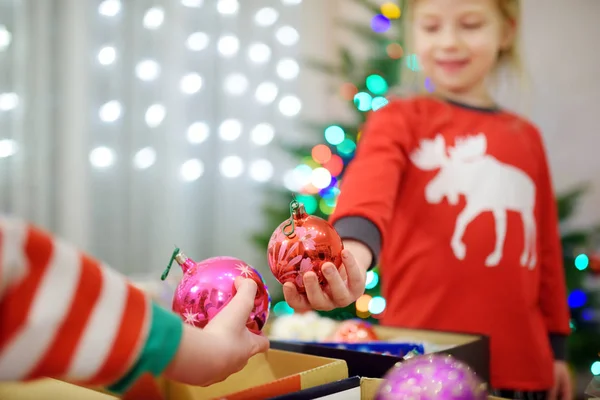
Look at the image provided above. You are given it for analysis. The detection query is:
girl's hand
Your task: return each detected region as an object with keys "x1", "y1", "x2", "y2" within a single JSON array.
[
  {"x1": 283, "y1": 242, "x2": 370, "y2": 312},
  {"x1": 164, "y1": 278, "x2": 270, "y2": 387},
  {"x1": 549, "y1": 360, "x2": 573, "y2": 400}
]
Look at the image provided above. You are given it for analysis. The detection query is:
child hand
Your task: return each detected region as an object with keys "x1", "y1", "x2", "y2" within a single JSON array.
[
  {"x1": 283, "y1": 248, "x2": 367, "y2": 312},
  {"x1": 164, "y1": 278, "x2": 270, "y2": 387}
]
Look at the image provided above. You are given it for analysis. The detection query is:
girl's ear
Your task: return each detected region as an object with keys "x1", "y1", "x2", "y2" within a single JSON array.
[{"x1": 500, "y1": 18, "x2": 516, "y2": 50}]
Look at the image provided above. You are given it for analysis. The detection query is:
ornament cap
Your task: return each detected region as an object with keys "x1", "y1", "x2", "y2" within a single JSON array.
[{"x1": 162, "y1": 247, "x2": 196, "y2": 280}]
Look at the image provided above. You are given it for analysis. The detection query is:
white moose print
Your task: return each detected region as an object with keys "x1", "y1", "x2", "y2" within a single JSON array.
[{"x1": 410, "y1": 133, "x2": 537, "y2": 269}]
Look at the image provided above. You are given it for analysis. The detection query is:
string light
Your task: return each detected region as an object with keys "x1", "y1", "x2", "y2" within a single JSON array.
[
  {"x1": 273, "y1": 301, "x2": 294, "y2": 316},
  {"x1": 217, "y1": 35, "x2": 239, "y2": 57},
  {"x1": 186, "y1": 32, "x2": 209, "y2": 51},
  {"x1": 89, "y1": 146, "x2": 116, "y2": 168},
  {"x1": 248, "y1": 42, "x2": 271, "y2": 64},
  {"x1": 97, "y1": 46, "x2": 117, "y2": 65},
  {"x1": 255, "y1": 82, "x2": 279, "y2": 104},
  {"x1": 568, "y1": 290, "x2": 587, "y2": 308},
  {"x1": 354, "y1": 92, "x2": 372, "y2": 112},
  {"x1": 135, "y1": 59, "x2": 160, "y2": 81},
  {"x1": 592, "y1": 361, "x2": 600, "y2": 376},
  {"x1": 575, "y1": 254, "x2": 589, "y2": 271},
  {"x1": 365, "y1": 271, "x2": 379, "y2": 289},
  {"x1": 371, "y1": 15, "x2": 391, "y2": 33},
  {"x1": 98, "y1": 0, "x2": 121, "y2": 17},
  {"x1": 187, "y1": 122, "x2": 210, "y2": 144},
  {"x1": 381, "y1": 2, "x2": 401, "y2": 19},
  {"x1": 278, "y1": 95, "x2": 302, "y2": 117},
  {"x1": 406, "y1": 54, "x2": 421, "y2": 71},
  {"x1": 311, "y1": 144, "x2": 332, "y2": 164},
  {"x1": 180, "y1": 73, "x2": 203, "y2": 94},
  {"x1": 254, "y1": 7, "x2": 279, "y2": 27},
  {"x1": 337, "y1": 139, "x2": 356, "y2": 156},
  {"x1": 143, "y1": 7, "x2": 165, "y2": 30},
  {"x1": 323, "y1": 155, "x2": 344, "y2": 176},
  {"x1": 324, "y1": 125, "x2": 345, "y2": 145},
  {"x1": 372, "y1": 97, "x2": 389, "y2": 111},
  {"x1": 0, "y1": 25, "x2": 11, "y2": 51},
  {"x1": 0, "y1": 139, "x2": 18, "y2": 158},
  {"x1": 133, "y1": 147, "x2": 156, "y2": 170},
  {"x1": 219, "y1": 119, "x2": 242, "y2": 141},
  {"x1": 145, "y1": 104, "x2": 166, "y2": 128},
  {"x1": 0, "y1": 92, "x2": 19, "y2": 111},
  {"x1": 276, "y1": 58, "x2": 300, "y2": 80},
  {"x1": 275, "y1": 26, "x2": 299, "y2": 46},
  {"x1": 250, "y1": 123, "x2": 275, "y2": 145},
  {"x1": 366, "y1": 74, "x2": 388, "y2": 95},
  {"x1": 180, "y1": 159, "x2": 204, "y2": 182},
  {"x1": 386, "y1": 43, "x2": 403, "y2": 59},
  {"x1": 249, "y1": 159, "x2": 274, "y2": 182},
  {"x1": 99, "y1": 100, "x2": 122, "y2": 122},
  {"x1": 220, "y1": 156, "x2": 244, "y2": 178},
  {"x1": 224, "y1": 73, "x2": 249, "y2": 96},
  {"x1": 368, "y1": 296, "x2": 386, "y2": 314},
  {"x1": 216, "y1": 0, "x2": 239, "y2": 15}
]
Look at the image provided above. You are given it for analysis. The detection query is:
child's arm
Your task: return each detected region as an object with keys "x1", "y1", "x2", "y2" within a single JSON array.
[
  {"x1": 0, "y1": 216, "x2": 268, "y2": 392},
  {"x1": 534, "y1": 135, "x2": 571, "y2": 361},
  {"x1": 330, "y1": 100, "x2": 413, "y2": 269}
]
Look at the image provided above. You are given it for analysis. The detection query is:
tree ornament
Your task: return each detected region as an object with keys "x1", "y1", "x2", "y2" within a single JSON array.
[
  {"x1": 161, "y1": 248, "x2": 270, "y2": 334},
  {"x1": 329, "y1": 320, "x2": 379, "y2": 343},
  {"x1": 375, "y1": 354, "x2": 487, "y2": 400},
  {"x1": 267, "y1": 198, "x2": 344, "y2": 293}
]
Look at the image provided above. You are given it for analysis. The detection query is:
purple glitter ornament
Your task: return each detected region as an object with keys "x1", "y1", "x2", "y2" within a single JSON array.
[
  {"x1": 162, "y1": 248, "x2": 271, "y2": 334},
  {"x1": 375, "y1": 354, "x2": 487, "y2": 400}
]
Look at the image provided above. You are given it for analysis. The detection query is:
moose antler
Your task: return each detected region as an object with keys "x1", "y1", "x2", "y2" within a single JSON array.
[
  {"x1": 448, "y1": 134, "x2": 487, "y2": 161},
  {"x1": 410, "y1": 134, "x2": 447, "y2": 170}
]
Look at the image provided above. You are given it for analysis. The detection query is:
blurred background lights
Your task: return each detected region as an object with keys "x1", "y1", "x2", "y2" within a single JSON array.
[
  {"x1": 89, "y1": 146, "x2": 115, "y2": 168},
  {"x1": 181, "y1": 0, "x2": 203, "y2": 7},
  {"x1": 145, "y1": 104, "x2": 166, "y2": 128},
  {"x1": 97, "y1": 46, "x2": 117, "y2": 65},
  {"x1": 254, "y1": 7, "x2": 278, "y2": 27},
  {"x1": 143, "y1": 7, "x2": 164, "y2": 30},
  {"x1": 133, "y1": 147, "x2": 156, "y2": 170},
  {"x1": 248, "y1": 42, "x2": 271, "y2": 64},
  {"x1": 276, "y1": 58, "x2": 299, "y2": 80},
  {"x1": 186, "y1": 32, "x2": 209, "y2": 51},
  {"x1": 250, "y1": 123, "x2": 275, "y2": 145},
  {"x1": 249, "y1": 159, "x2": 274, "y2": 182},
  {"x1": 278, "y1": 95, "x2": 301, "y2": 117},
  {"x1": 180, "y1": 159, "x2": 204, "y2": 181},
  {"x1": 311, "y1": 167, "x2": 332, "y2": 189},
  {"x1": 0, "y1": 25, "x2": 11, "y2": 51},
  {"x1": 187, "y1": 122, "x2": 210, "y2": 144},
  {"x1": 366, "y1": 74, "x2": 388, "y2": 95},
  {"x1": 368, "y1": 296, "x2": 386, "y2": 314},
  {"x1": 381, "y1": 2, "x2": 401, "y2": 19},
  {"x1": 220, "y1": 156, "x2": 244, "y2": 178},
  {"x1": 135, "y1": 59, "x2": 160, "y2": 81},
  {"x1": 99, "y1": 100, "x2": 122, "y2": 122},
  {"x1": 224, "y1": 73, "x2": 248, "y2": 96},
  {"x1": 372, "y1": 97, "x2": 389, "y2": 111},
  {"x1": 0, "y1": 92, "x2": 19, "y2": 111},
  {"x1": 180, "y1": 73, "x2": 203, "y2": 94},
  {"x1": 0, "y1": 139, "x2": 18, "y2": 158},
  {"x1": 217, "y1": 35, "x2": 239, "y2": 57},
  {"x1": 311, "y1": 144, "x2": 332, "y2": 164},
  {"x1": 98, "y1": 0, "x2": 121, "y2": 17},
  {"x1": 365, "y1": 270, "x2": 379, "y2": 290},
  {"x1": 371, "y1": 14, "x2": 391, "y2": 33},
  {"x1": 354, "y1": 92, "x2": 373, "y2": 112},
  {"x1": 217, "y1": 0, "x2": 239, "y2": 15},
  {"x1": 275, "y1": 26, "x2": 299, "y2": 46},
  {"x1": 272, "y1": 301, "x2": 294, "y2": 317},
  {"x1": 282, "y1": 0, "x2": 302, "y2": 4},
  {"x1": 592, "y1": 361, "x2": 600, "y2": 376},
  {"x1": 219, "y1": 119, "x2": 242, "y2": 141},
  {"x1": 324, "y1": 125, "x2": 345, "y2": 145},
  {"x1": 575, "y1": 253, "x2": 589, "y2": 271},
  {"x1": 255, "y1": 82, "x2": 278, "y2": 104}
]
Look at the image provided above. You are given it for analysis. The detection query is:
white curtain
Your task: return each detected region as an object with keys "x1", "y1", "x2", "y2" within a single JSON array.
[{"x1": 0, "y1": 0, "x2": 310, "y2": 284}]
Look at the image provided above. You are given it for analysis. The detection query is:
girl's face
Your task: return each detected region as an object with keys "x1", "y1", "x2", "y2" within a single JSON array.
[{"x1": 413, "y1": 0, "x2": 513, "y2": 95}]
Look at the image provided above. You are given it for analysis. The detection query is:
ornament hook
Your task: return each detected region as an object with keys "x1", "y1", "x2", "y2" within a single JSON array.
[
  {"x1": 282, "y1": 196, "x2": 300, "y2": 237},
  {"x1": 161, "y1": 247, "x2": 181, "y2": 281}
]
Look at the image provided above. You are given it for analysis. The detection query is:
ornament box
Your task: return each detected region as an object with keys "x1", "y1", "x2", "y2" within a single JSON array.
[
  {"x1": 0, "y1": 350, "x2": 348, "y2": 400},
  {"x1": 268, "y1": 376, "x2": 509, "y2": 400},
  {"x1": 270, "y1": 325, "x2": 490, "y2": 385}
]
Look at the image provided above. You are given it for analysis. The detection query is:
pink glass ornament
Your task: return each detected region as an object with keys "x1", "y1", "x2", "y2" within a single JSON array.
[
  {"x1": 161, "y1": 249, "x2": 270, "y2": 334},
  {"x1": 375, "y1": 354, "x2": 487, "y2": 400},
  {"x1": 267, "y1": 199, "x2": 343, "y2": 293}
]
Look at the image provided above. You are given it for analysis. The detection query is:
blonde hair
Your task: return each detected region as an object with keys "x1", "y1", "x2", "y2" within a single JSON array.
[{"x1": 399, "y1": 0, "x2": 528, "y2": 103}]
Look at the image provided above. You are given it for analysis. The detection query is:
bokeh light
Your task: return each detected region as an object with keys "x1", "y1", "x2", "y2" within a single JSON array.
[
  {"x1": 312, "y1": 144, "x2": 332, "y2": 164},
  {"x1": 354, "y1": 92, "x2": 372, "y2": 112},
  {"x1": 381, "y1": 2, "x2": 401, "y2": 19},
  {"x1": 323, "y1": 155, "x2": 344, "y2": 176},
  {"x1": 366, "y1": 74, "x2": 388, "y2": 95},
  {"x1": 575, "y1": 254, "x2": 589, "y2": 271},
  {"x1": 324, "y1": 125, "x2": 345, "y2": 145},
  {"x1": 386, "y1": 43, "x2": 403, "y2": 59},
  {"x1": 355, "y1": 294, "x2": 372, "y2": 313},
  {"x1": 371, "y1": 14, "x2": 391, "y2": 33},
  {"x1": 340, "y1": 82, "x2": 358, "y2": 100}
]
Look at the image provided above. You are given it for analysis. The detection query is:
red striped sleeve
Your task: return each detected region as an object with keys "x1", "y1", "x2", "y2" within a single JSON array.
[
  {"x1": 87, "y1": 284, "x2": 149, "y2": 385},
  {"x1": 26, "y1": 253, "x2": 104, "y2": 378},
  {"x1": 0, "y1": 226, "x2": 54, "y2": 352}
]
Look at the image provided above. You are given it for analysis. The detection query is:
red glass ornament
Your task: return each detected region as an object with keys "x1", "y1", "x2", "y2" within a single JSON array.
[
  {"x1": 267, "y1": 199, "x2": 344, "y2": 293},
  {"x1": 161, "y1": 249, "x2": 271, "y2": 334},
  {"x1": 329, "y1": 320, "x2": 379, "y2": 343}
]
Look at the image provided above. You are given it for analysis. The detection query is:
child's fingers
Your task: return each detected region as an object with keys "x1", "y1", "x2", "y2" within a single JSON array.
[
  {"x1": 303, "y1": 272, "x2": 333, "y2": 311},
  {"x1": 283, "y1": 282, "x2": 311, "y2": 311},
  {"x1": 342, "y1": 249, "x2": 364, "y2": 296},
  {"x1": 212, "y1": 278, "x2": 258, "y2": 327},
  {"x1": 322, "y1": 262, "x2": 353, "y2": 306},
  {"x1": 247, "y1": 332, "x2": 270, "y2": 356}
]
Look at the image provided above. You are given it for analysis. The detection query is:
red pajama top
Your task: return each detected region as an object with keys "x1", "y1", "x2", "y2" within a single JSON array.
[{"x1": 330, "y1": 96, "x2": 571, "y2": 391}]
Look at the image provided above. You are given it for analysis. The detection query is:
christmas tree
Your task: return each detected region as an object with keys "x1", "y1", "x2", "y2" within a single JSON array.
[{"x1": 254, "y1": 0, "x2": 600, "y2": 374}]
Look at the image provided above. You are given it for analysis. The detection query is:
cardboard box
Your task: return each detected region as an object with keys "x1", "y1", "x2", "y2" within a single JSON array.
[
  {"x1": 269, "y1": 376, "x2": 508, "y2": 400},
  {"x1": 0, "y1": 350, "x2": 348, "y2": 400},
  {"x1": 271, "y1": 325, "x2": 490, "y2": 385}
]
